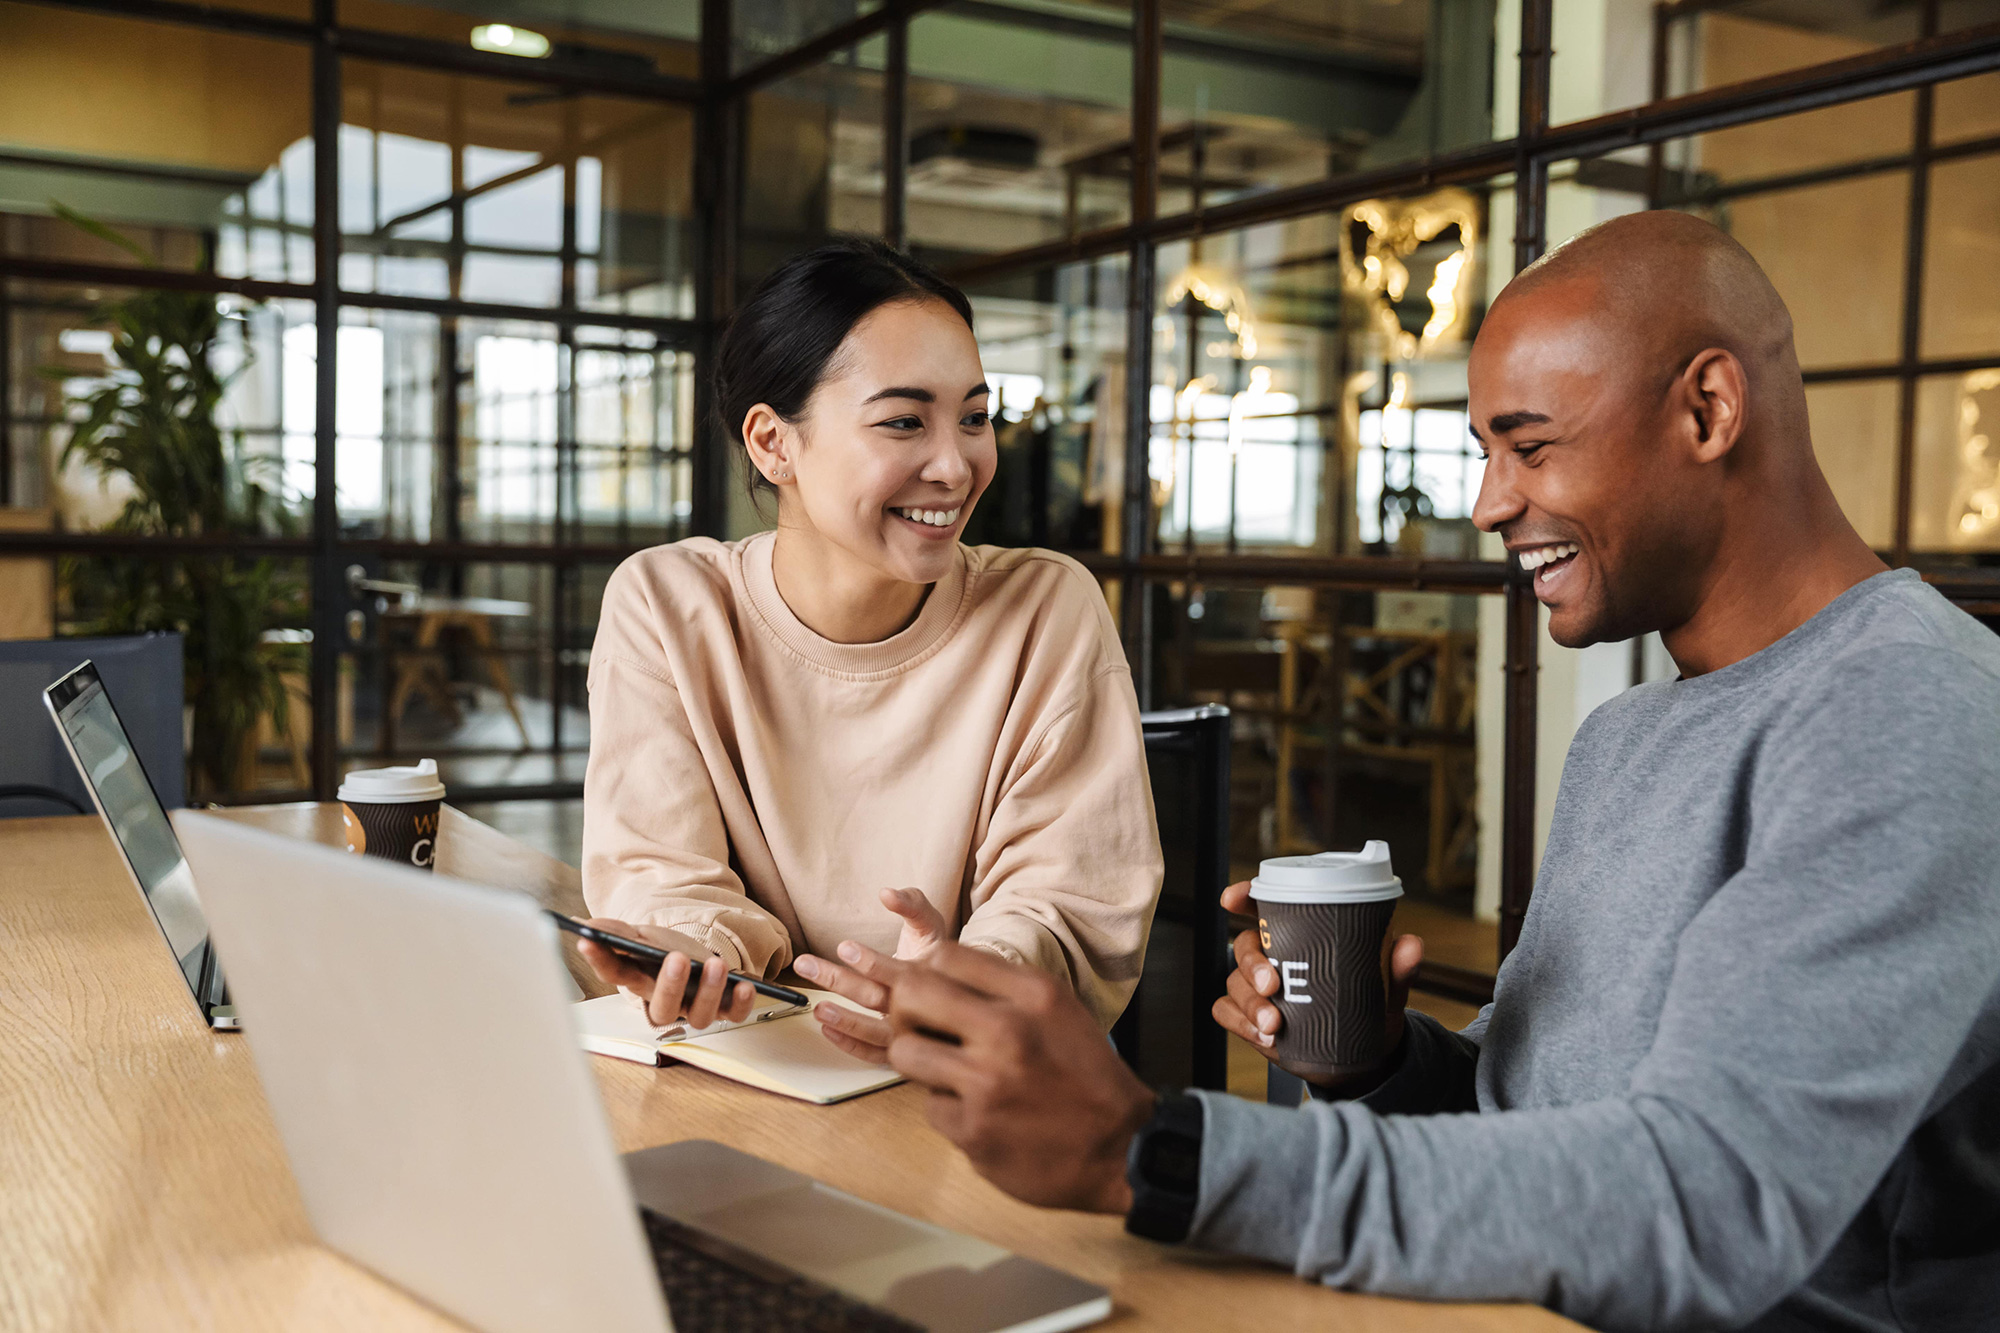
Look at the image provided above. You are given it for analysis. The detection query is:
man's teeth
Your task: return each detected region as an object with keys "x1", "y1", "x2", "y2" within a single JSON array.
[
  {"x1": 1517, "y1": 542, "x2": 1579, "y2": 572},
  {"x1": 894, "y1": 506, "x2": 961, "y2": 527}
]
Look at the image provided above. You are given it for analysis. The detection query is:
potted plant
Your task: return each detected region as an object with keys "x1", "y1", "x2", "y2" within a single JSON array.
[{"x1": 48, "y1": 205, "x2": 309, "y2": 800}]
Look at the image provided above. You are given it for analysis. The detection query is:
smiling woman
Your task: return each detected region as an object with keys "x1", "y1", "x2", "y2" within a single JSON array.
[
  {"x1": 727, "y1": 253, "x2": 995, "y2": 643},
  {"x1": 576, "y1": 239, "x2": 1164, "y2": 1059}
]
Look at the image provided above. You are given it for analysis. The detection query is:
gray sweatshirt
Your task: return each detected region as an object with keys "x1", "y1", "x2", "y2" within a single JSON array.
[{"x1": 1186, "y1": 570, "x2": 2000, "y2": 1331}]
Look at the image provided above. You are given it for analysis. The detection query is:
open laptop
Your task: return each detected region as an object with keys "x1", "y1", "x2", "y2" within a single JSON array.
[
  {"x1": 172, "y1": 811, "x2": 1112, "y2": 1333},
  {"x1": 44, "y1": 660, "x2": 235, "y2": 1029}
]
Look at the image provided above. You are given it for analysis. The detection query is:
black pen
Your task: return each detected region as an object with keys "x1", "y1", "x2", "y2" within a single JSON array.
[{"x1": 548, "y1": 912, "x2": 811, "y2": 1008}]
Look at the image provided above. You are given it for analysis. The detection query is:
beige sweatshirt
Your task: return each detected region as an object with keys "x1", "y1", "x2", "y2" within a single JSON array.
[{"x1": 581, "y1": 532, "x2": 1162, "y2": 1026}]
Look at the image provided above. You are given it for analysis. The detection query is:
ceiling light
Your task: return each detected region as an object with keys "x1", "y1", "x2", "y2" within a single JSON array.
[{"x1": 471, "y1": 23, "x2": 551, "y2": 58}]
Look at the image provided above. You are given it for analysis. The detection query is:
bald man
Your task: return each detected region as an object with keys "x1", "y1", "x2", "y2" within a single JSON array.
[{"x1": 798, "y1": 212, "x2": 2000, "y2": 1331}]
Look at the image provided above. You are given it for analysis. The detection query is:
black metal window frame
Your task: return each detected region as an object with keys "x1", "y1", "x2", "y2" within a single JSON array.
[{"x1": 4, "y1": 0, "x2": 2000, "y2": 981}]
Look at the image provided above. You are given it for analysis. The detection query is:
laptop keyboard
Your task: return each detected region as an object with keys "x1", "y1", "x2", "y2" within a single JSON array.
[{"x1": 640, "y1": 1209, "x2": 924, "y2": 1333}]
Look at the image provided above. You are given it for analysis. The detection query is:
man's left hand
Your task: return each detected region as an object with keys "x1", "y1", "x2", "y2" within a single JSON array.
[
  {"x1": 832, "y1": 940, "x2": 1157, "y2": 1214},
  {"x1": 793, "y1": 887, "x2": 955, "y2": 1065}
]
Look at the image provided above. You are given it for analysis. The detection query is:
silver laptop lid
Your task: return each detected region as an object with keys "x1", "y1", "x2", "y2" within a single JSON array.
[
  {"x1": 172, "y1": 811, "x2": 671, "y2": 1333},
  {"x1": 44, "y1": 660, "x2": 218, "y2": 1013}
]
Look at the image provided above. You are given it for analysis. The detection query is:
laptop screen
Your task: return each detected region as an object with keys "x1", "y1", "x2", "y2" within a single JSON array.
[{"x1": 46, "y1": 662, "x2": 211, "y2": 999}]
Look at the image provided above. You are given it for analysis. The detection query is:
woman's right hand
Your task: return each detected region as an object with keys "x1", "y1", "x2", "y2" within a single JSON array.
[{"x1": 575, "y1": 918, "x2": 757, "y2": 1029}]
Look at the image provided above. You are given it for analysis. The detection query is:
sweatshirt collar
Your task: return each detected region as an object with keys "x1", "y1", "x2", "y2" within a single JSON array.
[
  {"x1": 737, "y1": 530, "x2": 970, "y2": 678},
  {"x1": 1675, "y1": 567, "x2": 1919, "y2": 693}
]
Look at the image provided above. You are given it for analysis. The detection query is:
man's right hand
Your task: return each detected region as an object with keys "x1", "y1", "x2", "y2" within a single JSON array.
[{"x1": 1211, "y1": 880, "x2": 1426, "y2": 1096}]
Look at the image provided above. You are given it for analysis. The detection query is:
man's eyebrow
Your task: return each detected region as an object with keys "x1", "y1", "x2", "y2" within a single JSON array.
[
  {"x1": 1487, "y1": 410, "x2": 1554, "y2": 434},
  {"x1": 862, "y1": 386, "x2": 936, "y2": 405}
]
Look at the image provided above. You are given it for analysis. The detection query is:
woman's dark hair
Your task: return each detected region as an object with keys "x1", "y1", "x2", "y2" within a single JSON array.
[{"x1": 714, "y1": 238, "x2": 977, "y2": 499}]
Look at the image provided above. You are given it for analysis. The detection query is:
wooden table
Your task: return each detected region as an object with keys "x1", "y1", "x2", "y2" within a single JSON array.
[{"x1": 0, "y1": 807, "x2": 1580, "y2": 1333}]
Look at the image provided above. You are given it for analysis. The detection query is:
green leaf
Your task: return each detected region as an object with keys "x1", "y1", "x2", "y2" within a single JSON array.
[{"x1": 50, "y1": 201, "x2": 154, "y2": 266}]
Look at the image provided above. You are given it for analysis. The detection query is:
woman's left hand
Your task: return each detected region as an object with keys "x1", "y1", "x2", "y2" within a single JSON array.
[
  {"x1": 795, "y1": 887, "x2": 951, "y2": 1064},
  {"x1": 882, "y1": 886, "x2": 950, "y2": 960}
]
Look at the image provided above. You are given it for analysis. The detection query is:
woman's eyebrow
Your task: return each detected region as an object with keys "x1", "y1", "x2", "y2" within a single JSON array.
[
  {"x1": 862, "y1": 386, "x2": 935, "y2": 405},
  {"x1": 963, "y1": 383, "x2": 990, "y2": 400}
]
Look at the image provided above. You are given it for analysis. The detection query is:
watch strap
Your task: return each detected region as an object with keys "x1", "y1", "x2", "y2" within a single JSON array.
[{"x1": 1124, "y1": 1090, "x2": 1204, "y2": 1243}]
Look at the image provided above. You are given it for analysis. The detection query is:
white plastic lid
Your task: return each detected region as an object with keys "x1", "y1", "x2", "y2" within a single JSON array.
[
  {"x1": 1249, "y1": 840, "x2": 1403, "y2": 904},
  {"x1": 337, "y1": 758, "x2": 445, "y2": 802}
]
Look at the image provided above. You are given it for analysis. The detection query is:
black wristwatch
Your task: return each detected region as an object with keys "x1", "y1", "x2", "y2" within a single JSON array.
[{"x1": 1124, "y1": 1090, "x2": 1204, "y2": 1243}]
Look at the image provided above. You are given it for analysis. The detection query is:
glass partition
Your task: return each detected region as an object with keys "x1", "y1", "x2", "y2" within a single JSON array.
[
  {"x1": 8, "y1": 0, "x2": 1996, "y2": 840},
  {"x1": 312, "y1": 310, "x2": 694, "y2": 545},
  {"x1": 1935, "y1": 71, "x2": 2000, "y2": 146},
  {"x1": 1145, "y1": 184, "x2": 1496, "y2": 558},
  {"x1": 1804, "y1": 380, "x2": 1900, "y2": 552},
  {"x1": 1914, "y1": 370, "x2": 2000, "y2": 554},
  {"x1": 1552, "y1": 91, "x2": 1919, "y2": 374},
  {"x1": 1156, "y1": 0, "x2": 1507, "y2": 207},
  {"x1": 57, "y1": 552, "x2": 312, "y2": 799},
  {"x1": 1551, "y1": 0, "x2": 1941, "y2": 125},
  {"x1": 341, "y1": 560, "x2": 561, "y2": 786},
  {"x1": 0, "y1": 2, "x2": 314, "y2": 283},
  {"x1": 742, "y1": 46, "x2": 888, "y2": 286},
  {"x1": 342, "y1": 0, "x2": 700, "y2": 78},
  {"x1": 733, "y1": 0, "x2": 880, "y2": 74},
  {"x1": 1147, "y1": 579, "x2": 1495, "y2": 978},
  {"x1": 575, "y1": 332, "x2": 697, "y2": 545},
  {"x1": 904, "y1": 8, "x2": 1136, "y2": 257},
  {"x1": 1923, "y1": 152, "x2": 2000, "y2": 363},
  {"x1": 339, "y1": 60, "x2": 696, "y2": 317},
  {"x1": 960, "y1": 254, "x2": 1130, "y2": 552},
  {"x1": 1546, "y1": 90, "x2": 2000, "y2": 561},
  {"x1": 8, "y1": 278, "x2": 312, "y2": 518}
]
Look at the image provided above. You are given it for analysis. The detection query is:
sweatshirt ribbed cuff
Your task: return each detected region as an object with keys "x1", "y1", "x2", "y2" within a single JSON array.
[
  {"x1": 1184, "y1": 1089, "x2": 1341, "y2": 1272},
  {"x1": 632, "y1": 915, "x2": 747, "y2": 974},
  {"x1": 694, "y1": 926, "x2": 749, "y2": 974},
  {"x1": 1300, "y1": 1011, "x2": 1479, "y2": 1117}
]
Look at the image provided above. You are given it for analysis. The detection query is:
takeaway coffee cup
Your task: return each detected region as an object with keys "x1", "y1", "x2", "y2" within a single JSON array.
[
  {"x1": 1249, "y1": 840, "x2": 1404, "y2": 1079},
  {"x1": 338, "y1": 759, "x2": 445, "y2": 871}
]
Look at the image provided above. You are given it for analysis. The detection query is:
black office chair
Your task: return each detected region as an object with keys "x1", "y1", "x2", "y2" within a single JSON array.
[
  {"x1": 1114, "y1": 705, "x2": 1232, "y2": 1091},
  {"x1": 0, "y1": 785, "x2": 89, "y2": 814},
  {"x1": 0, "y1": 634, "x2": 186, "y2": 817}
]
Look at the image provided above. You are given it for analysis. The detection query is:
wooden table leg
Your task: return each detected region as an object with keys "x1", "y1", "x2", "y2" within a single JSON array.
[
  {"x1": 377, "y1": 610, "x2": 397, "y2": 759},
  {"x1": 465, "y1": 615, "x2": 530, "y2": 749},
  {"x1": 387, "y1": 614, "x2": 460, "y2": 748}
]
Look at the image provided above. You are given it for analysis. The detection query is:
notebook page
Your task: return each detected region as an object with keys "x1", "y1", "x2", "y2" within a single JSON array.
[
  {"x1": 572, "y1": 990, "x2": 805, "y2": 1064},
  {"x1": 666, "y1": 1012, "x2": 903, "y2": 1104}
]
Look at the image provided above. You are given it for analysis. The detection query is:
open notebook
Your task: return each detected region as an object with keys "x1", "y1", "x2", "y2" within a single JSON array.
[{"x1": 573, "y1": 989, "x2": 903, "y2": 1105}]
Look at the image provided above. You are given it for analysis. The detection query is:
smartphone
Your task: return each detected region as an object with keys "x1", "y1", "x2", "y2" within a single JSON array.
[{"x1": 547, "y1": 912, "x2": 810, "y2": 1009}]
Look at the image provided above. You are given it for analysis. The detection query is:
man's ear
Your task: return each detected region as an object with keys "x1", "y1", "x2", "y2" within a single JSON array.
[
  {"x1": 1676, "y1": 348, "x2": 1749, "y2": 465},
  {"x1": 741, "y1": 404, "x2": 794, "y2": 485}
]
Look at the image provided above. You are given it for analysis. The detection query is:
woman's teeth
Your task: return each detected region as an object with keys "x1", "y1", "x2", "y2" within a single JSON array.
[
  {"x1": 1518, "y1": 542, "x2": 1579, "y2": 574},
  {"x1": 894, "y1": 506, "x2": 960, "y2": 527}
]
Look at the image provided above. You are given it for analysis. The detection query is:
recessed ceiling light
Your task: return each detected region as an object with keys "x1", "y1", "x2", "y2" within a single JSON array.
[{"x1": 471, "y1": 23, "x2": 551, "y2": 58}]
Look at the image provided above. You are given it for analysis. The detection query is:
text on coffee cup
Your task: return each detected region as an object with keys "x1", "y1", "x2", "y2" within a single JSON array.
[{"x1": 1279, "y1": 960, "x2": 1312, "y2": 1004}]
